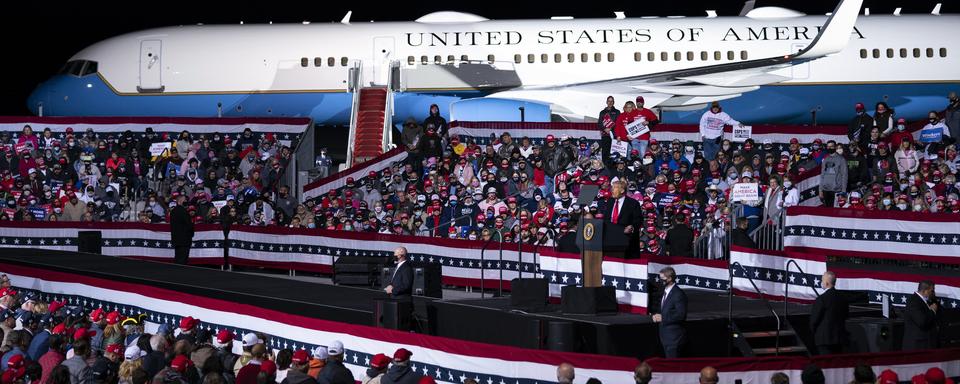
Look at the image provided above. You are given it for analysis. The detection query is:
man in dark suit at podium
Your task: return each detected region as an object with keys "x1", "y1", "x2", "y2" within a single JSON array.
[
  {"x1": 384, "y1": 247, "x2": 414, "y2": 301},
  {"x1": 809, "y1": 271, "x2": 849, "y2": 354},
  {"x1": 902, "y1": 280, "x2": 939, "y2": 350},
  {"x1": 602, "y1": 180, "x2": 642, "y2": 256},
  {"x1": 652, "y1": 267, "x2": 687, "y2": 358}
]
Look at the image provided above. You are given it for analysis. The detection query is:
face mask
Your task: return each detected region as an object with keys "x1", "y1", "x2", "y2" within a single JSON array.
[
  {"x1": 929, "y1": 118, "x2": 938, "y2": 124},
  {"x1": 374, "y1": 207, "x2": 382, "y2": 213},
  {"x1": 87, "y1": 191, "x2": 95, "y2": 197},
  {"x1": 468, "y1": 234, "x2": 478, "y2": 240},
  {"x1": 882, "y1": 198, "x2": 891, "y2": 206},
  {"x1": 897, "y1": 203, "x2": 908, "y2": 210},
  {"x1": 499, "y1": 177, "x2": 507, "y2": 183},
  {"x1": 534, "y1": 195, "x2": 542, "y2": 201},
  {"x1": 722, "y1": 144, "x2": 730, "y2": 151},
  {"x1": 913, "y1": 204, "x2": 923, "y2": 211},
  {"x1": 783, "y1": 181, "x2": 792, "y2": 188},
  {"x1": 343, "y1": 225, "x2": 353, "y2": 231}
]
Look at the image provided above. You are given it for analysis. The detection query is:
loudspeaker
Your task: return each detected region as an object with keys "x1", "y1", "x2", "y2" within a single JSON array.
[
  {"x1": 845, "y1": 317, "x2": 903, "y2": 353},
  {"x1": 560, "y1": 286, "x2": 617, "y2": 314},
  {"x1": 413, "y1": 262, "x2": 442, "y2": 298},
  {"x1": 333, "y1": 256, "x2": 390, "y2": 286},
  {"x1": 510, "y1": 278, "x2": 548, "y2": 311},
  {"x1": 373, "y1": 298, "x2": 412, "y2": 330},
  {"x1": 545, "y1": 321, "x2": 576, "y2": 352},
  {"x1": 77, "y1": 231, "x2": 102, "y2": 254}
]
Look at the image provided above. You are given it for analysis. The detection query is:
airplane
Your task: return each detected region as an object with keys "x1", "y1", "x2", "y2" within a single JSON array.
[{"x1": 26, "y1": 0, "x2": 960, "y2": 128}]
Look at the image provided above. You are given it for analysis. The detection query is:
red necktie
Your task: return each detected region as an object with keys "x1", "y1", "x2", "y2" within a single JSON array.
[{"x1": 612, "y1": 199, "x2": 620, "y2": 224}]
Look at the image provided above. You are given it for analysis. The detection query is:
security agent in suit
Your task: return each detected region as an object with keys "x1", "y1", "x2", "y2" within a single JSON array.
[
  {"x1": 601, "y1": 180, "x2": 643, "y2": 257},
  {"x1": 170, "y1": 193, "x2": 195, "y2": 265},
  {"x1": 902, "y1": 280, "x2": 939, "y2": 350},
  {"x1": 652, "y1": 266, "x2": 687, "y2": 358},
  {"x1": 809, "y1": 271, "x2": 849, "y2": 354}
]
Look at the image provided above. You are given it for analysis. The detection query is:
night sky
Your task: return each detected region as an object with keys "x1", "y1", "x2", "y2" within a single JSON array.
[{"x1": 1, "y1": 0, "x2": 951, "y2": 116}]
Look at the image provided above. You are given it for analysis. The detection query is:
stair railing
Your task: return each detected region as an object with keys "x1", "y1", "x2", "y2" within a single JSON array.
[
  {"x1": 382, "y1": 60, "x2": 399, "y2": 153},
  {"x1": 784, "y1": 259, "x2": 821, "y2": 320},
  {"x1": 730, "y1": 261, "x2": 782, "y2": 355},
  {"x1": 346, "y1": 60, "x2": 363, "y2": 167}
]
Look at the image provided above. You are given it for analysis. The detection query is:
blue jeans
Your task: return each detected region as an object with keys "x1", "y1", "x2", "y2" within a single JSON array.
[
  {"x1": 630, "y1": 139, "x2": 648, "y2": 159},
  {"x1": 543, "y1": 175, "x2": 556, "y2": 196},
  {"x1": 702, "y1": 136, "x2": 721, "y2": 161}
]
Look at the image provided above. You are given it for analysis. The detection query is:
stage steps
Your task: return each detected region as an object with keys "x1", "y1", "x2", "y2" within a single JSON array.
[{"x1": 731, "y1": 316, "x2": 810, "y2": 357}]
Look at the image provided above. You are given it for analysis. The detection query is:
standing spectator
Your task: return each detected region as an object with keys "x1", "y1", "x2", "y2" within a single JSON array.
[
  {"x1": 699, "y1": 102, "x2": 742, "y2": 161},
  {"x1": 281, "y1": 350, "x2": 317, "y2": 384},
  {"x1": 801, "y1": 364, "x2": 825, "y2": 384},
  {"x1": 653, "y1": 267, "x2": 687, "y2": 358},
  {"x1": 62, "y1": 338, "x2": 93, "y2": 384},
  {"x1": 359, "y1": 353, "x2": 389, "y2": 384},
  {"x1": 316, "y1": 341, "x2": 353, "y2": 384},
  {"x1": 770, "y1": 372, "x2": 789, "y2": 384},
  {"x1": 236, "y1": 344, "x2": 268, "y2": 384},
  {"x1": 848, "y1": 102, "x2": 874, "y2": 145},
  {"x1": 171, "y1": 193, "x2": 194, "y2": 265},
  {"x1": 416, "y1": 126, "x2": 443, "y2": 164},
  {"x1": 888, "y1": 118, "x2": 912, "y2": 148},
  {"x1": 730, "y1": 218, "x2": 757, "y2": 249},
  {"x1": 946, "y1": 91, "x2": 960, "y2": 144},
  {"x1": 39, "y1": 334, "x2": 67, "y2": 382},
  {"x1": 873, "y1": 102, "x2": 895, "y2": 136},
  {"x1": 380, "y1": 349, "x2": 418, "y2": 384},
  {"x1": 819, "y1": 145, "x2": 848, "y2": 208},
  {"x1": 762, "y1": 176, "x2": 784, "y2": 224},
  {"x1": 400, "y1": 118, "x2": 423, "y2": 172},
  {"x1": 306, "y1": 347, "x2": 326, "y2": 380},
  {"x1": 633, "y1": 96, "x2": 660, "y2": 157},
  {"x1": 850, "y1": 363, "x2": 875, "y2": 384},
  {"x1": 698, "y1": 367, "x2": 718, "y2": 384},
  {"x1": 894, "y1": 139, "x2": 920, "y2": 175},
  {"x1": 633, "y1": 362, "x2": 651, "y2": 384},
  {"x1": 555, "y1": 363, "x2": 574, "y2": 384},
  {"x1": 598, "y1": 96, "x2": 620, "y2": 133},
  {"x1": 664, "y1": 211, "x2": 693, "y2": 257},
  {"x1": 614, "y1": 101, "x2": 640, "y2": 156},
  {"x1": 919, "y1": 110, "x2": 951, "y2": 147},
  {"x1": 422, "y1": 104, "x2": 448, "y2": 140},
  {"x1": 902, "y1": 280, "x2": 939, "y2": 350}
]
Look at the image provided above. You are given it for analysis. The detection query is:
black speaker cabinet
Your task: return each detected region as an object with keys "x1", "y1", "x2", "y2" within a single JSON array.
[
  {"x1": 333, "y1": 256, "x2": 390, "y2": 287},
  {"x1": 413, "y1": 262, "x2": 442, "y2": 298},
  {"x1": 561, "y1": 286, "x2": 617, "y2": 315},
  {"x1": 510, "y1": 278, "x2": 548, "y2": 311},
  {"x1": 845, "y1": 317, "x2": 903, "y2": 353},
  {"x1": 545, "y1": 320, "x2": 576, "y2": 352},
  {"x1": 77, "y1": 231, "x2": 102, "y2": 254},
  {"x1": 373, "y1": 298, "x2": 412, "y2": 330}
]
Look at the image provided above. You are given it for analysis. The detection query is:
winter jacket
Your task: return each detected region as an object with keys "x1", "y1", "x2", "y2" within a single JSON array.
[{"x1": 820, "y1": 153, "x2": 848, "y2": 192}]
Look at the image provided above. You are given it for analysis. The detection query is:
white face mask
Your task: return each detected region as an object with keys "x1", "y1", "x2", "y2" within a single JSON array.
[
  {"x1": 468, "y1": 234, "x2": 478, "y2": 240},
  {"x1": 374, "y1": 207, "x2": 382, "y2": 213},
  {"x1": 783, "y1": 181, "x2": 792, "y2": 188},
  {"x1": 882, "y1": 199, "x2": 891, "y2": 206},
  {"x1": 897, "y1": 203, "x2": 908, "y2": 210},
  {"x1": 913, "y1": 204, "x2": 923, "y2": 211}
]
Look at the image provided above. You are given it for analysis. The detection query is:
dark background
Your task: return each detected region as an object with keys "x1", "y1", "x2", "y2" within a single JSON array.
[{"x1": 1, "y1": 1, "x2": 952, "y2": 116}]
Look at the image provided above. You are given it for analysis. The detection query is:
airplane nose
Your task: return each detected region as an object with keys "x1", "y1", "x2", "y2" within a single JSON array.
[{"x1": 26, "y1": 82, "x2": 47, "y2": 116}]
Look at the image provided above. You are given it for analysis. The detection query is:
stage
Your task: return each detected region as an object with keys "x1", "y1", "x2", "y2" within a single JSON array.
[{"x1": 0, "y1": 248, "x2": 884, "y2": 358}]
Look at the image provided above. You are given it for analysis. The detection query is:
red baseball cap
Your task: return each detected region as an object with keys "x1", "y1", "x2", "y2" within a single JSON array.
[
  {"x1": 74, "y1": 328, "x2": 96, "y2": 341},
  {"x1": 393, "y1": 348, "x2": 412, "y2": 362},
  {"x1": 6, "y1": 355, "x2": 24, "y2": 370},
  {"x1": 924, "y1": 367, "x2": 946, "y2": 384},
  {"x1": 370, "y1": 353, "x2": 391, "y2": 370},
  {"x1": 179, "y1": 316, "x2": 199, "y2": 331},
  {"x1": 170, "y1": 355, "x2": 193, "y2": 373},
  {"x1": 292, "y1": 350, "x2": 311, "y2": 365},
  {"x1": 106, "y1": 311, "x2": 123, "y2": 325},
  {"x1": 106, "y1": 343, "x2": 123, "y2": 356},
  {"x1": 213, "y1": 329, "x2": 233, "y2": 344},
  {"x1": 876, "y1": 369, "x2": 899, "y2": 384},
  {"x1": 545, "y1": 135, "x2": 555, "y2": 143},
  {"x1": 635, "y1": 96, "x2": 645, "y2": 104}
]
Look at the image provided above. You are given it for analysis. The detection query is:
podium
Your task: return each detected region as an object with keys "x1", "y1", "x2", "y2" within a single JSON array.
[{"x1": 564, "y1": 219, "x2": 618, "y2": 314}]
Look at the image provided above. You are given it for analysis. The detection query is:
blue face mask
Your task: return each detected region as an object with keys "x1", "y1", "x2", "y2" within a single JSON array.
[{"x1": 450, "y1": 200, "x2": 457, "y2": 206}]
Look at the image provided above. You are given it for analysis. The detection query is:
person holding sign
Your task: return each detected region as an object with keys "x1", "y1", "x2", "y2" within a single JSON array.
[
  {"x1": 920, "y1": 110, "x2": 950, "y2": 145},
  {"x1": 699, "y1": 101, "x2": 743, "y2": 161},
  {"x1": 633, "y1": 96, "x2": 660, "y2": 156},
  {"x1": 614, "y1": 101, "x2": 642, "y2": 158}
]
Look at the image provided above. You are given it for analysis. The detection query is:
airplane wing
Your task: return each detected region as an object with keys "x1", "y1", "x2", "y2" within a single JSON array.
[{"x1": 488, "y1": 0, "x2": 863, "y2": 120}]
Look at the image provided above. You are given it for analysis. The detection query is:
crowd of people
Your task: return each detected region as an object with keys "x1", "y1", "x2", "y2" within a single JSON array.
[
  {"x1": 0, "y1": 274, "x2": 951, "y2": 384},
  {"x1": 1, "y1": 94, "x2": 959, "y2": 258}
]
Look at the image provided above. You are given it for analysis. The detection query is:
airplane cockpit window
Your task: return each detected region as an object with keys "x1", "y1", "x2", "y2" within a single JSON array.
[
  {"x1": 79, "y1": 61, "x2": 98, "y2": 76},
  {"x1": 58, "y1": 60, "x2": 87, "y2": 77}
]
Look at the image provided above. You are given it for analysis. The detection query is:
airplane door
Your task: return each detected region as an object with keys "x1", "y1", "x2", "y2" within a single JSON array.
[
  {"x1": 791, "y1": 43, "x2": 810, "y2": 79},
  {"x1": 372, "y1": 37, "x2": 395, "y2": 86},
  {"x1": 139, "y1": 40, "x2": 164, "y2": 93}
]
